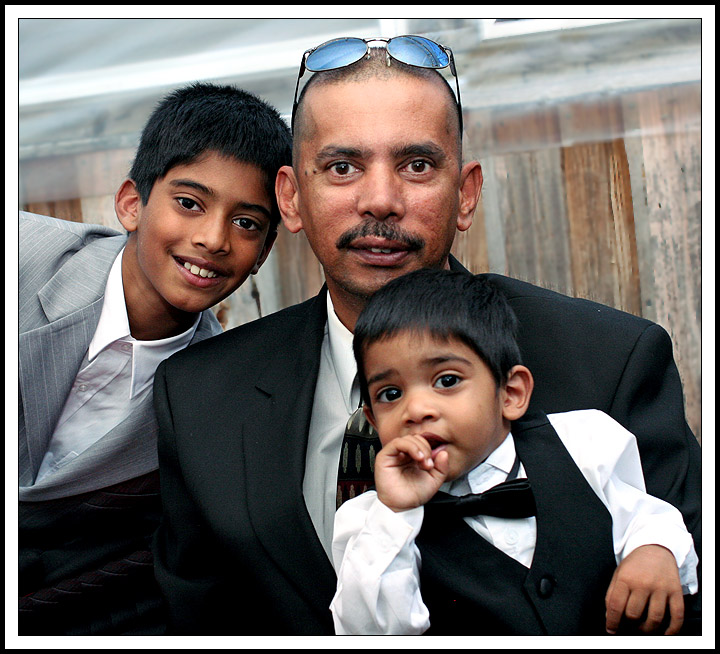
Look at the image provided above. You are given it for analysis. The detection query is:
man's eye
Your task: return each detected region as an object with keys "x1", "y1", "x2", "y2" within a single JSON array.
[
  {"x1": 407, "y1": 160, "x2": 432, "y2": 174},
  {"x1": 177, "y1": 197, "x2": 201, "y2": 212},
  {"x1": 330, "y1": 162, "x2": 357, "y2": 176},
  {"x1": 434, "y1": 374, "x2": 460, "y2": 389},
  {"x1": 233, "y1": 216, "x2": 260, "y2": 231},
  {"x1": 377, "y1": 387, "x2": 402, "y2": 403}
]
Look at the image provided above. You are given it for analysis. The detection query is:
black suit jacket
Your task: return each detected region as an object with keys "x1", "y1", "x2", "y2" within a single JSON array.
[{"x1": 152, "y1": 263, "x2": 701, "y2": 635}]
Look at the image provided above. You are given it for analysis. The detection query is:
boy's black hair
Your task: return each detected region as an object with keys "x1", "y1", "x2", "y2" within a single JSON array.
[
  {"x1": 353, "y1": 268, "x2": 523, "y2": 406},
  {"x1": 129, "y1": 82, "x2": 291, "y2": 227}
]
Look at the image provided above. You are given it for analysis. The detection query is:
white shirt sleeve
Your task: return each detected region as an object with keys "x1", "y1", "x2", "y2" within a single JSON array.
[
  {"x1": 548, "y1": 410, "x2": 699, "y2": 594},
  {"x1": 330, "y1": 491, "x2": 429, "y2": 635}
]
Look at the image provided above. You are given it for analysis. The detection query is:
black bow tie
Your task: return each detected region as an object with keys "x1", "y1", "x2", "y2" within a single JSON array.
[{"x1": 426, "y1": 477, "x2": 537, "y2": 519}]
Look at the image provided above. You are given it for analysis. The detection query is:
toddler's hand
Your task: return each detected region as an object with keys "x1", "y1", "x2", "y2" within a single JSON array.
[
  {"x1": 605, "y1": 544, "x2": 684, "y2": 635},
  {"x1": 374, "y1": 434, "x2": 449, "y2": 512}
]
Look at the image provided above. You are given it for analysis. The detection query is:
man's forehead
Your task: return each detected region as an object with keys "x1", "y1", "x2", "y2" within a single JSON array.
[{"x1": 299, "y1": 75, "x2": 458, "y2": 147}]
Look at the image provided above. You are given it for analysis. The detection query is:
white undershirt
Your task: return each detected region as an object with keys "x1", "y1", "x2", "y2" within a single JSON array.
[
  {"x1": 302, "y1": 293, "x2": 359, "y2": 560},
  {"x1": 36, "y1": 248, "x2": 200, "y2": 483}
]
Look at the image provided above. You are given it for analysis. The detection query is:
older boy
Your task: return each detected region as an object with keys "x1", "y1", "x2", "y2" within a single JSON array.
[
  {"x1": 331, "y1": 268, "x2": 698, "y2": 635},
  {"x1": 18, "y1": 82, "x2": 291, "y2": 635}
]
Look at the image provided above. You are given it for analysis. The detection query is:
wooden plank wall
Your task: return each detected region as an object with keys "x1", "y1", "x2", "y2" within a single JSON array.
[{"x1": 21, "y1": 81, "x2": 702, "y2": 441}]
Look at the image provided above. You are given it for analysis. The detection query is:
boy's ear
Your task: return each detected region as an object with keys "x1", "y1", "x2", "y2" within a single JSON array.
[
  {"x1": 501, "y1": 365, "x2": 534, "y2": 422},
  {"x1": 251, "y1": 229, "x2": 278, "y2": 275},
  {"x1": 115, "y1": 179, "x2": 142, "y2": 232},
  {"x1": 275, "y1": 165, "x2": 303, "y2": 234},
  {"x1": 363, "y1": 403, "x2": 378, "y2": 431}
]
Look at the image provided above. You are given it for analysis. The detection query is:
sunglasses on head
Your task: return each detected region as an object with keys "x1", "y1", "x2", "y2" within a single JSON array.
[{"x1": 291, "y1": 35, "x2": 463, "y2": 134}]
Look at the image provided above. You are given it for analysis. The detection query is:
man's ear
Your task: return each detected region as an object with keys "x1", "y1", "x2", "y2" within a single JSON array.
[
  {"x1": 456, "y1": 161, "x2": 483, "y2": 233},
  {"x1": 501, "y1": 365, "x2": 534, "y2": 422},
  {"x1": 251, "y1": 229, "x2": 278, "y2": 275},
  {"x1": 115, "y1": 179, "x2": 142, "y2": 233},
  {"x1": 275, "y1": 165, "x2": 303, "y2": 234}
]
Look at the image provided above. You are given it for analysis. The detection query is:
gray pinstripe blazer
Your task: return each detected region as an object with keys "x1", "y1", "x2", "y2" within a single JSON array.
[{"x1": 18, "y1": 211, "x2": 222, "y2": 502}]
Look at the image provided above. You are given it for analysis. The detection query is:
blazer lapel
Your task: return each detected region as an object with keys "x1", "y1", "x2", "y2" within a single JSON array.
[
  {"x1": 242, "y1": 288, "x2": 338, "y2": 613},
  {"x1": 19, "y1": 235, "x2": 125, "y2": 487},
  {"x1": 20, "y1": 307, "x2": 222, "y2": 501}
]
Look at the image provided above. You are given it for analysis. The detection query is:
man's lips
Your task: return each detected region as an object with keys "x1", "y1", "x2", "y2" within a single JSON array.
[{"x1": 346, "y1": 238, "x2": 417, "y2": 265}]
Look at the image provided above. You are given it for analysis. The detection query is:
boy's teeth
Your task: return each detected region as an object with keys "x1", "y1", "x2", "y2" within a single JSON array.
[
  {"x1": 370, "y1": 247, "x2": 393, "y2": 254},
  {"x1": 184, "y1": 262, "x2": 217, "y2": 278}
]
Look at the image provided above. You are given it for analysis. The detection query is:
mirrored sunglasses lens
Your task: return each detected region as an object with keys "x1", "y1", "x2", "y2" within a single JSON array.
[
  {"x1": 388, "y1": 36, "x2": 449, "y2": 68},
  {"x1": 306, "y1": 37, "x2": 368, "y2": 71}
]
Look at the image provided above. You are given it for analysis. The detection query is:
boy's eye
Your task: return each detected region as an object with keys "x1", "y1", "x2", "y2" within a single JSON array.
[
  {"x1": 233, "y1": 216, "x2": 260, "y2": 231},
  {"x1": 376, "y1": 387, "x2": 402, "y2": 403},
  {"x1": 177, "y1": 197, "x2": 201, "y2": 212},
  {"x1": 434, "y1": 374, "x2": 461, "y2": 389}
]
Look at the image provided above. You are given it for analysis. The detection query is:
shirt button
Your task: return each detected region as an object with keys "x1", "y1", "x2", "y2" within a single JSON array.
[
  {"x1": 77, "y1": 384, "x2": 88, "y2": 392},
  {"x1": 121, "y1": 343, "x2": 132, "y2": 352},
  {"x1": 504, "y1": 528, "x2": 519, "y2": 545}
]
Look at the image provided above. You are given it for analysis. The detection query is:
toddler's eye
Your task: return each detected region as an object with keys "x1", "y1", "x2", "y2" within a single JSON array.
[
  {"x1": 377, "y1": 387, "x2": 402, "y2": 403},
  {"x1": 434, "y1": 374, "x2": 460, "y2": 389}
]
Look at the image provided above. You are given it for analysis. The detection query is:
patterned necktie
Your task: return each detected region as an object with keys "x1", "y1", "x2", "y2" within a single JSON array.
[
  {"x1": 425, "y1": 456, "x2": 536, "y2": 519},
  {"x1": 336, "y1": 404, "x2": 381, "y2": 509}
]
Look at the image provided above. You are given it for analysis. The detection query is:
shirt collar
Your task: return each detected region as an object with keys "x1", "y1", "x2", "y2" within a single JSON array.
[
  {"x1": 88, "y1": 247, "x2": 201, "y2": 398},
  {"x1": 445, "y1": 432, "x2": 517, "y2": 495},
  {"x1": 326, "y1": 292, "x2": 359, "y2": 413}
]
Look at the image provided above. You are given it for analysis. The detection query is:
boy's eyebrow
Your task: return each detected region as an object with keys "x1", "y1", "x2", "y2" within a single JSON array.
[
  {"x1": 366, "y1": 355, "x2": 473, "y2": 387},
  {"x1": 170, "y1": 179, "x2": 214, "y2": 195},
  {"x1": 169, "y1": 179, "x2": 271, "y2": 219}
]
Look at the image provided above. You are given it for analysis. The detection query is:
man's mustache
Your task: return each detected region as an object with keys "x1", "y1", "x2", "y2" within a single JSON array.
[{"x1": 336, "y1": 221, "x2": 425, "y2": 251}]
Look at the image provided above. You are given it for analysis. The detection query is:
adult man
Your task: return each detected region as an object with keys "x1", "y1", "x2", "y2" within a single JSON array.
[{"x1": 152, "y1": 39, "x2": 701, "y2": 635}]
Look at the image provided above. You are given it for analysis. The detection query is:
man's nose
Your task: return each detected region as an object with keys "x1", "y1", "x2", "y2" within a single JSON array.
[{"x1": 356, "y1": 166, "x2": 405, "y2": 221}]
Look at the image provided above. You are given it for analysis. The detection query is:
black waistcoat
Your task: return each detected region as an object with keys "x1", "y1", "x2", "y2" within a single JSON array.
[{"x1": 416, "y1": 412, "x2": 617, "y2": 635}]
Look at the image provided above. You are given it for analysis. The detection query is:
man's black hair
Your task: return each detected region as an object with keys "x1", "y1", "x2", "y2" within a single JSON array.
[
  {"x1": 353, "y1": 268, "x2": 523, "y2": 406},
  {"x1": 129, "y1": 82, "x2": 291, "y2": 227}
]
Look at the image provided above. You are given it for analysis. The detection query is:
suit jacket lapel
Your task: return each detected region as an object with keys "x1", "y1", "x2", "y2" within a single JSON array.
[
  {"x1": 19, "y1": 236, "x2": 125, "y2": 486},
  {"x1": 242, "y1": 288, "x2": 338, "y2": 612}
]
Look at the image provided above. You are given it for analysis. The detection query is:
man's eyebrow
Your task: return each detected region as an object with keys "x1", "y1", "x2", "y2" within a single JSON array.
[
  {"x1": 314, "y1": 145, "x2": 367, "y2": 162},
  {"x1": 392, "y1": 142, "x2": 446, "y2": 161},
  {"x1": 169, "y1": 179, "x2": 271, "y2": 219}
]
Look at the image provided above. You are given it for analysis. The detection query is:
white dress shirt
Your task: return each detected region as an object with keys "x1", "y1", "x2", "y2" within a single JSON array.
[
  {"x1": 303, "y1": 293, "x2": 360, "y2": 559},
  {"x1": 37, "y1": 248, "x2": 200, "y2": 482},
  {"x1": 330, "y1": 410, "x2": 699, "y2": 635}
]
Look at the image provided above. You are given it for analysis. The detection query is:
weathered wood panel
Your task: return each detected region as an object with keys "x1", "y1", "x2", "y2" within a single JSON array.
[{"x1": 19, "y1": 83, "x2": 702, "y2": 441}]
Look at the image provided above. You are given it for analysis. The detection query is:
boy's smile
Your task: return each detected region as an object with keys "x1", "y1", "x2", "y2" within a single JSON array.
[
  {"x1": 363, "y1": 331, "x2": 515, "y2": 482},
  {"x1": 116, "y1": 151, "x2": 276, "y2": 340}
]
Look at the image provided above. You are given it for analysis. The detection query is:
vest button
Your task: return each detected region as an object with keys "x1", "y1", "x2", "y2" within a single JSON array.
[{"x1": 537, "y1": 575, "x2": 556, "y2": 598}]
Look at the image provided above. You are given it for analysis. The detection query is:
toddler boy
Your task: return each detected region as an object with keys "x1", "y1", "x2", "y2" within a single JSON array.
[{"x1": 331, "y1": 268, "x2": 698, "y2": 635}]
